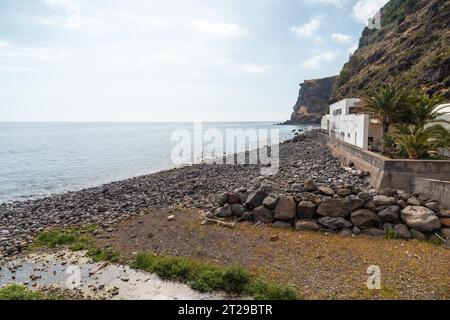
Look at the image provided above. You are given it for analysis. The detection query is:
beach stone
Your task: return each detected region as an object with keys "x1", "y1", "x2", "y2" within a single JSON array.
[
  {"x1": 337, "y1": 189, "x2": 352, "y2": 197},
  {"x1": 214, "y1": 205, "x2": 232, "y2": 218},
  {"x1": 244, "y1": 189, "x2": 268, "y2": 210},
  {"x1": 440, "y1": 229, "x2": 450, "y2": 240},
  {"x1": 397, "y1": 199, "x2": 407, "y2": 209},
  {"x1": 217, "y1": 192, "x2": 229, "y2": 206},
  {"x1": 351, "y1": 197, "x2": 365, "y2": 211},
  {"x1": 394, "y1": 224, "x2": 411, "y2": 240},
  {"x1": 301, "y1": 193, "x2": 322, "y2": 205},
  {"x1": 400, "y1": 206, "x2": 441, "y2": 232},
  {"x1": 316, "y1": 198, "x2": 352, "y2": 217},
  {"x1": 373, "y1": 195, "x2": 392, "y2": 206},
  {"x1": 318, "y1": 186, "x2": 334, "y2": 196},
  {"x1": 357, "y1": 192, "x2": 372, "y2": 202},
  {"x1": 410, "y1": 229, "x2": 426, "y2": 241},
  {"x1": 263, "y1": 195, "x2": 279, "y2": 210},
  {"x1": 440, "y1": 218, "x2": 450, "y2": 228},
  {"x1": 297, "y1": 201, "x2": 317, "y2": 219},
  {"x1": 364, "y1": 201, "x2": 376, "y2": 210},
  {"x1": 304, "y1": 179, "x2": 318, "y2": 192},
  {"x1": 230, "y1": 204, "x2": 245, "y2": 217},
  {"x1": 274, "y1": 197, "x2": 297, "y2": 221},
  {"x1": 227, "y1": 192, "x2": 241, "y2": 205},
  {"x1": 377, "y1": 205, "x2": 400, "y2": 223},
  {"x1": 407, "y1": 197, "x2": 421, "y2": 206},
  {"x1": 252, "y1": 206, "x2": 274, "y2": 224},
  {"x1": 438, "y1": 209, "x2": 450, "y2": 218},
  {"x1": 360, "y1": 228, "x2": 385, "y2": 238},
  {"x1": 318, "y1": 217, "x2": 352, "y2": 231},
  {"x1": 352, "y1": 226, "x2": 360, "y2": 235},
  {"x1": 295, "y1": 219, "x2": 320, "y2": 231},
  {"x1": 351, "y1": 209, "x2": 382, "y2": 229},
  {"x1": 272, "y1": 221, "x2": 293, "y2": 229},
  {"x1": 425, "y1": 202, "x2": 440, "y2": 213}
]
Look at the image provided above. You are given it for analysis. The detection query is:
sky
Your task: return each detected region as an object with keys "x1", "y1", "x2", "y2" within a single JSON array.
[{"x1": 0, "y1": 0, "x2": 389, "y2": 122}]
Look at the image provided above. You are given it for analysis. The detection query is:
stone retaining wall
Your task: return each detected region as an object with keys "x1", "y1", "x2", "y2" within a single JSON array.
[
  {"x1": 316, "y1": 133, "x2": 450, "y2": 192},
  {"x1": 411, "y1": 178, "x2": 450, "y2": 208}
]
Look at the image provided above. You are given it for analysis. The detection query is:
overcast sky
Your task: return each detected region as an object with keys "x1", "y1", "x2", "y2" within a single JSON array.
[{"x1": 0, "y1": 0, "x2": 389, "y2": 122}]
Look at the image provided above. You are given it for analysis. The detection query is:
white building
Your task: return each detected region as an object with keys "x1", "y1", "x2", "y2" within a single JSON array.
[{"x1": 321, "y1": 98, "x2": 384, "y2": 150}]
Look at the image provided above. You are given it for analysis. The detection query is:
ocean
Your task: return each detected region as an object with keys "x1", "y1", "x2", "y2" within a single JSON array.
[{"x1": 0, "y1": 122, "x2": 315, "y2": 203}]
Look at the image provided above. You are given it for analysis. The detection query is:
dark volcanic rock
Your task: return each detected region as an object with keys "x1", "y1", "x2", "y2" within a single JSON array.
[
  {"x1": 316, "y1": 198, "x2": 352, "y2": 218},
  {"x1": 351, "y1": 209, "x2": 382, "y2": 228},
  {"x1": 253, "y1": 206, "x2": 274, "y2": 224},
  {"x1": 318, "y1": 217, "x2": 352, "y2": 231}
]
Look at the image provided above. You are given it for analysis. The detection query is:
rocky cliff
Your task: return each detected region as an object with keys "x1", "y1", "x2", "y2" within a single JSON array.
[
  {"x1": 332, "y1": 0, "x2": 450, "y2": 101},
  {"x1": 285, "y1": 76, "x2": 337, "y2": 124}
]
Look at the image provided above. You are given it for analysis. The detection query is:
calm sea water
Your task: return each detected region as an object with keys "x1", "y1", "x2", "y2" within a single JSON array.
[{"x1": 0, "y1": 122, "x2": 314, "y2": 203}]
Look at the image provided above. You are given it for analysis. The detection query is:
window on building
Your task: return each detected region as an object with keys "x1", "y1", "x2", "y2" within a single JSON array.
[{"x1": 333, "y1": 109, "x2": 342, "y2": 116}]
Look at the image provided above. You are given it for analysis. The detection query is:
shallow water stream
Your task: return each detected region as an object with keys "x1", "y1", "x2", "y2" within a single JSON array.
[{"x1": 0, "y1": 250, "x2": 224, "y2": 300}]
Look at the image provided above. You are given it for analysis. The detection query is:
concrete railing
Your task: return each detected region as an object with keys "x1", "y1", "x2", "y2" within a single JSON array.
[{"x1": 316, "y1": 133, "x2": 450, "y2": 192}]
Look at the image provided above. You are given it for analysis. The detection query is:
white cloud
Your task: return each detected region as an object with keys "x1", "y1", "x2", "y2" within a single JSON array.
[
  {"x1": 240, "y1": 63, "x2": 271, "y2": 74},
  {"x1": 351, "y1": 0, "x2": 389, "y2": 23},
  {"x1": 291, "y1": 17, "x2": 321, "y2": 38},
  {"x1": 308, "y1": 0, "x2": 347, "y2": 7},
  {"x1": 331, "y1": 33, "x2": 352, "y2": 43},
  {"x1": 190, "y1": 20, "x2": 246, "y2": 38},
  {"x1": 0, "y1": 41, "x2": 11, "y2": 49},
  {"x1": 301, "y1": 52, "x2": 337, "y2": 69}
]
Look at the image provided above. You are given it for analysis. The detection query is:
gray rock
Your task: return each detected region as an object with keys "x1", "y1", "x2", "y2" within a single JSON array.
[
  {"x1": 253, "y1": 206, "x2": 274, "y2": 224},
  {"x1": 360, "y1": 228, "x2": 386, "y2": 238},
  {"x1": 274, "y1": 196, "x2": 297, "y2": 221},
  {"x1": 394, "y1": 224, "x2": 411, "y2": 239},
  {"x1": 227, "y1": 192, "x2": 241, "y2": 205},
  {"x1": 407, "y1": 197, "x2": 421, "y2": 206},
  {"x1": 295, "y1": 219, "x2": 320, "y2": 231},
  {"x1": 214, "y1": 205, "x2": 232, "y2": 218},
  {"x1": 440, "y1": 228, "x2": 450, "y2": 240},
  {"x1": 357, "y1": 192, "x2": 372, "y2": 202},
  {"x1": 351, "y1": 209, "x2": 382, "y2": 228},
  {"x1": 316, "y1": 198, "x2": 352, "y2": 217},
  {"x1": 304, "y1": 179, "x2": 318, "y2": 192},
  {"x1": 351, "y1": 197, "x2": 365, "y2": 211},
  {"x1": 337, "y1": 189, "x2": 352, "y2": 197},
  {"x1": 364, "y1": 201, "x2": 376, "y2": 210},
  {"x1": 273, "y1": 221, "x2": 293, "y2": 229},
  {"x1": 373, "y1": 195, "x2": 392, "y2": 206},
  {"x1": 377, "y1": 205, "x2": 400, "y2": 223},
  {"x1": 425, "y1": 202, "x2": 440, "y2": 213},
  {"x1": 244, "y1": 189, "x2": 268, "y2": 210},
  {"x1": 400, "y1": 206, "x2": 441, "y2": 232},
  {"x1": 438, "y1": 209, "x2": 450, "y2": 218},
  {"x1": 352, "y1": 226, "x2": 361, "y2": 235},
  {"x1": 217, "y1": 192, "x2": 229, "y2": 206},
  {"x1": 301, "y1": 192, "x2": 322, "y2": 205},
  {"x1": 231, "y1": 204, "x2": 245, "y2": 217},
  {"x1": 318, "y1": 186, "x2": 334, "y2": 196},
  {"x1": 297, "y1": 201, "x2": 317, "y2": 219},
  {"x1": 410, "y1": 229, "x2": 426, "y2": 241},
  {"x1": 318, "y1": 217, "x2": 352, "y2": 231},
  {"x1": 263, "y1": 195, "x2": 279, "y2": 210}
]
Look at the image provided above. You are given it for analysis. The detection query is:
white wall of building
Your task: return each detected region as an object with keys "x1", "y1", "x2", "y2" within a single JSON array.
[{"x1": 327, "y1": 98, "x2": 370, "y2": 149}]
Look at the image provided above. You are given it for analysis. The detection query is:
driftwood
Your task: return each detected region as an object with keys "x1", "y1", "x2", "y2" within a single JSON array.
[{"x1": 201, "y1": 215, "x2": 236, "y2": 229}]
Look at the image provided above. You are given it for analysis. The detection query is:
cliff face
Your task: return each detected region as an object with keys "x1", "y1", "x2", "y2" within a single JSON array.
[
  {"x1": 332, "y1": 0, "x2": 450, "y2": 102},
  {"x1": 286, "y1": 76, "x2": 337, "y2": 124}
]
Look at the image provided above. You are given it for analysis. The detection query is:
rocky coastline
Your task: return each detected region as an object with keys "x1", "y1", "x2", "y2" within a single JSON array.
[{"x1": 1, "y1": 130, "x2": 448, "y2": 259}]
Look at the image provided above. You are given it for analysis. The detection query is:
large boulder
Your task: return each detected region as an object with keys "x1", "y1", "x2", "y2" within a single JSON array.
[
  {"x1": 318, "y1": 217, "x2": 352, "y2": 231},
  {"x1": 274, "y1": 197, "x2": 297, "y2": 221},
  {"x1": 304, "y1": 179, "x2": 318, "y2": 192},
  {"x1": 351, "y1": 197, "x2": 365, "y2": 211},
  {"x1": 377, "y1": 205, "x2": 400, "y2": 223},
  {"x1": 351, "y1": 209, "x2": 382, "y2": 228},
  {"x1": 231, "y1": 204, "x2": 245, "y2": 217},
  {"x1": 253, "y1": 206, "x2": 274, "y2": 224},
  {"x1": 360, "y1": 228, "x2": 386, "y2": 238},
  {"x1": 297, "y1": 201, "x2": 317, "y2": 219},
  {"x1": 318, "y1": 186, "x2": 334, "y2": 196},
  {"x1": 244, "y1": 189, "x2": 268, "y2": 210},
  {"x1": 400, "y1": 206, "x2": 441, "y2": 232},
  {"x1": 373, "y1": 195, "x2": 392, "y2": 207},
  {"x1": 316, "y1": 198, "x2": 352, "y2": 217},
  {"x1": 272, "y1": 221, "x2": 293, "y2": 229},
  {"x1": 295, "y1": 219, "x2": 320, "y2": 231},
  {"x1": 301, "y1": 192, "x2": 322, "y2": 205}
]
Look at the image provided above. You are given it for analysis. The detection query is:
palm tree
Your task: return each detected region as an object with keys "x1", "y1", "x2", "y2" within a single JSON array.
[
  {"x1": 394, "y1": 124, "x2": 449, "y2": 159},
  {"x1": 360, "y1": 85, "x2": 413, "y2": 135},
  {"x1": 402, "y1": 93, "x2": 449, "y2": 126}
]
